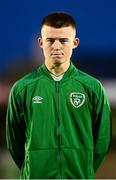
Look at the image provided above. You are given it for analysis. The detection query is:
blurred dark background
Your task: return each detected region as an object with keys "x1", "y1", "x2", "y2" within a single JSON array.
[{"x1": 0, "y1": 0, "x2": 116, "y2": 178}]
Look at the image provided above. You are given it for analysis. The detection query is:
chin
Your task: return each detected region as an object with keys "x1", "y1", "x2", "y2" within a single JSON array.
[
  {"x1": 53, "y1": 58, "x2": 63, "y2": 63},
  {"x1": 53, "y1": 61, "x2": 62, "y2": 66}
]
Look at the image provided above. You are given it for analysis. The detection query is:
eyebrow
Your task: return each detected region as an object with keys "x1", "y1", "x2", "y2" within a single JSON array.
[{"x1": 46, "y1": 38, "x2": 69, "y2": 40}]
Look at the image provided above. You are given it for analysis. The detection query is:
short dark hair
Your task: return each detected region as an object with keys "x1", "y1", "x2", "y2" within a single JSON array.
[{"x1": 41, "y1": 12, "x2": 76, "y2": 30}]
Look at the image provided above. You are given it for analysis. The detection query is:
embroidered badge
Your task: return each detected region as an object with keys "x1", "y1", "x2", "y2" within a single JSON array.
[
  {"x1": 32, "y1": 96, "x2": 43, "y2": 103},
  {"x1": 70, "y1": 92, "x2": 85, "y2": 108}
]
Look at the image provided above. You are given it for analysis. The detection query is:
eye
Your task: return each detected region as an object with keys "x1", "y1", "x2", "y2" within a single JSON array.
[
  {"x1": 46, "y1": 39, "x2": 54, "y2": 44},
  {"x1": 60, "y1": 39, "x2": 69, "y2": 44}
]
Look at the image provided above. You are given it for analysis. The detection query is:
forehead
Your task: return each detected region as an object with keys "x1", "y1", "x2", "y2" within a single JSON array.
[{"x1": 41, "y1": 25, "x2": 76, "y2": 38}]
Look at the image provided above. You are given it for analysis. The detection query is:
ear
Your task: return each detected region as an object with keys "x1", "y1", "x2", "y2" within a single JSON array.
[
  {"x1": 38, "y1": 37, "x2": 43, "y2": 48},
  {"x1": 73, "y1": 38, "x2": 80, "y2": 49}
]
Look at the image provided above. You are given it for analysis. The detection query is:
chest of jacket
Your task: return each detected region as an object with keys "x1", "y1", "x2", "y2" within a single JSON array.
[{"x1": 22, "y1": 77, "x2": 94, "y2": 151}]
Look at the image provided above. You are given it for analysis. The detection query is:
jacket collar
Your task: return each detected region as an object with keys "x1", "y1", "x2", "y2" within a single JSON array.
[{"x1": 38, "y1": 62, "x2": 77, "y2": 81}]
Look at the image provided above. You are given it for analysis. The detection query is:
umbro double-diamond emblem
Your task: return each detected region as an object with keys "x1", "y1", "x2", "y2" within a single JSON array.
[{"x1": 32, "y1": 96, "x2": 43, "y2": 103}]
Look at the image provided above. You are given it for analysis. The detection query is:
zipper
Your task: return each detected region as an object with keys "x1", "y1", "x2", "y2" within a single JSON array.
[{"x1": 55, "y1": 81, "x2": 62, "y2": 178}]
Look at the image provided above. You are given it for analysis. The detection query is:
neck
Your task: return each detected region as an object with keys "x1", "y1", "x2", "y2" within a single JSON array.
[{"x1": 45, "y1": 61, "x2": 70, "y2": 76}]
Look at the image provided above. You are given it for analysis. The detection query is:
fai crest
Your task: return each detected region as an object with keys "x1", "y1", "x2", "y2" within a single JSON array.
[{"x1": 70, "y1": 92, "x2": 85, "y2": 108}]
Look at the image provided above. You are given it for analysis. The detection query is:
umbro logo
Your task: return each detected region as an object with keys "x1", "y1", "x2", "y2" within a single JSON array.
[{"x1": 32, "y1": 96, "x2": 43, "y2": 103}]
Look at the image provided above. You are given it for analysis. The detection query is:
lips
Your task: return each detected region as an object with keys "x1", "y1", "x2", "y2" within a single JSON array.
[
  {"x1": 52, "y1": 53, "x2": 63, "y2": 54},
  {"x1": 51, "y1": 54, "x2": 64, "y2": 59},
  {"x1": 53, "y1": 54, "x2": 62, "y2": 55},
  {"x1": 51, "y1": 53, "x2": 63, "y2": 56}
]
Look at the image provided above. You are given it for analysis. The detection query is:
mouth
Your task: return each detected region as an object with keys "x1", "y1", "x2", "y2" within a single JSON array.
[
  {"x1": 51, "y1": 54, "x2": 64, "y2": 60},
  {"x1": 51, "y1": 53, "x2": 63, "y2": 55},
  {"x1": 51, "y1": 53, "x2": 64, "y2": 57}
]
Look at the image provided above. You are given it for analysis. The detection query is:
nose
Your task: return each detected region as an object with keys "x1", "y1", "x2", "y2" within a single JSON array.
[{"x1": 52, "y1": 40, "x2": 61, "y2": 50}]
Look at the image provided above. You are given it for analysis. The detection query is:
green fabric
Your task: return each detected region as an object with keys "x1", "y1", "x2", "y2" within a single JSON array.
[{"x1": 6, "y1": 63, "x2": 111, "y2": 179}]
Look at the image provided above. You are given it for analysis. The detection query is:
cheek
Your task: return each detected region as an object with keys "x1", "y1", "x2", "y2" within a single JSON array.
[
  {"x1": 65, "y1": 46, "x2": 73, "y2": 56},
  {"x1": 43, "y1": 46, "x2": 51, "y2": 56}
]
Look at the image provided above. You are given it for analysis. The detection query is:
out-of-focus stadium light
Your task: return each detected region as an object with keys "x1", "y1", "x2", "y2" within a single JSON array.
[{"x1": 100, "y1": 79, "x2": 116, "y2": 106}]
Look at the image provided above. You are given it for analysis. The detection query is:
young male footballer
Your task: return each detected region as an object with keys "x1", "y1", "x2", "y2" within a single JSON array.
[{"x1": 6, "y1": 11, "x2": 111, "y2": 179}]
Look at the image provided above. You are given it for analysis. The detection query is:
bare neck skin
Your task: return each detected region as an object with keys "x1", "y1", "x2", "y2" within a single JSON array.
[{"x1": 45, "y1": 61, "x2": 70, "y2": 76}]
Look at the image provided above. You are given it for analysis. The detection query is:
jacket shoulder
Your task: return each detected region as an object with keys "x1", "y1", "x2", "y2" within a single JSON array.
[
  {"x1": 74, "y1": 68, "x2": 104, "y2": 96},
  {"x1": 10, "y1": 67, "x2": 42, "y2": 97},
  {"x1": 78, "y1": 69, "x2": 100, "y2": 84}
]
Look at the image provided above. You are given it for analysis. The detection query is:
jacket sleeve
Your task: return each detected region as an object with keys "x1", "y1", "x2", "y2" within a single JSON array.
[
  {"x1": 6, "y1": 85, "x2": 26, "y2": 169},
  {"x1": 92, "y1": 82, "x2": 112, "y2": 172}
]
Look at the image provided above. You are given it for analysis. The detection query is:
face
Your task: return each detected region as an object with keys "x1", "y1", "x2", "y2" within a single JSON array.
[{"x1": 38, "y1": 25, "x2": 80, "y2": 66}]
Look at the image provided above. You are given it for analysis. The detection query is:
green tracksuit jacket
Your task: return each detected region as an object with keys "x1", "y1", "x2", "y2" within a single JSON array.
[{"x1": 6, "y1": 63, "x2": 111, "y2": 179}]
